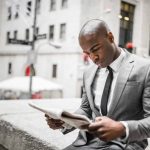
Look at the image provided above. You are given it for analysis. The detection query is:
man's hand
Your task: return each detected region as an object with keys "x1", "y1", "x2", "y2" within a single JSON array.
[
  {"x1": 45, "y1": 114, "x2": 64, "y2": 130},
  {"x1": 88, "y1": 116, "x2": 126, "y2": 142}
]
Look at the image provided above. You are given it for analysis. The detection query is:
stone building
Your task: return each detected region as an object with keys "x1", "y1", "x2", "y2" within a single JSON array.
[{"x1": 0, "y1": 0, "x2": 149, "y2": 98}]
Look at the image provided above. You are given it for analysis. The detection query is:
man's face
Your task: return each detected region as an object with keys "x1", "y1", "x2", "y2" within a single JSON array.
[{"x1": 79, "y1": 33, "x2": 115, "y2": 68}]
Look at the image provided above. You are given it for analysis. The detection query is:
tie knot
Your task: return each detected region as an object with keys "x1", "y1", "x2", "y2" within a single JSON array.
[
  {"x1": 107, "y1": 66, "x2": 113, "y2": 72},
  {"x1": 107, "y1": 66, "x2": 113, "y2": 78}
]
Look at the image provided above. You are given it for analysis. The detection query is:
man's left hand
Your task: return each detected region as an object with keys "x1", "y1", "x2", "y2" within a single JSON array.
[{"x1": 88, "y1": 116, "x2": 126, "y2": 142}]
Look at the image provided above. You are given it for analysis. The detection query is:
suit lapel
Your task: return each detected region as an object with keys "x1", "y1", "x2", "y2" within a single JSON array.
[
  {"x1": 108, "y1": 52, "x2": 134, "y2": 117},
  {"x1": 85, "y1": 65, "x2": 100, "y2": 117}
]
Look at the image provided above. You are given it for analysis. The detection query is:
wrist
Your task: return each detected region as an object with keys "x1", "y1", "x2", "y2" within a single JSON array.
[{"x1": 117, "y1": 122, "x2": 126, "y2": 138}]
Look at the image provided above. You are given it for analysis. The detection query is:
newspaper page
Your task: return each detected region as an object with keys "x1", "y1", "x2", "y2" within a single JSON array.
[{"x1": 29, "y1": 102, "x2": 91, "y2": 130}]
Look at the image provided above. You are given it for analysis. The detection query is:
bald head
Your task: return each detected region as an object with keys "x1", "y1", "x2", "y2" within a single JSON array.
[
  {"x1": 79, "y1": 19, "x2": 110, "y2": 39},
  {"x1": 78, "y1": 19, "x2": 119, "y2": 68}
]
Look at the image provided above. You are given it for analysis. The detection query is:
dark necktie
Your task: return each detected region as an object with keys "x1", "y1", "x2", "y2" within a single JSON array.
[{"x1": 101, "y1": 66, "x2": 113, "y2": 116}]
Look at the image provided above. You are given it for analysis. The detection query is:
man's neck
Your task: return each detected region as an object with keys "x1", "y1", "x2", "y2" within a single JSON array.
[{"x1": 113, "y1": 45, "x2": 121, "y2": 61}]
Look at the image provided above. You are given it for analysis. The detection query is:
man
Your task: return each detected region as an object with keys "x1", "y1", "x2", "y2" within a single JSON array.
[{"x1": 45, "y1": 19, "x2": 150, "y2": 150}]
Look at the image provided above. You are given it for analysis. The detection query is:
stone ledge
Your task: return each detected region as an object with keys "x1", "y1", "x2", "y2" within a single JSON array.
[
  {"x1": 0, "y1": 120, "x2": 57, "y2": 150},
  {"x1": 0, "y1": 144, "x2": 7, "y2": 150},
  {"x1": 0, "y1": 99, "x2": 80, "y2": 150}
]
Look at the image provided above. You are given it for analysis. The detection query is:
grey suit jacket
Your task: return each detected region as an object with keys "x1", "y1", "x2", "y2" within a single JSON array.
[{"x1": 63, "y1": 50, "x2": 150, "y2": 149}]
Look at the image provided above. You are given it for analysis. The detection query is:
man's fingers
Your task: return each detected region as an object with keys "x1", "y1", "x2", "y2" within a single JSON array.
[
  {"x1": 45, "y1": 117, "x2": 64, "y2": 123},
  {"x1": 44, "y1": 114, "x2": 64, "y2": 130},
  {"x1": 47, "y1": 122, "x2": 64, "y2": 130},
  {"x1": 80, "y1": 124, "x2": 89, "y2": 130},
  {"x1": 49, "y1": 119, "x2": 64, "y2": 124},
  {"x1": 47, "y1": 122, "x2": 62, "y2": 126},
  {"x1": 88, "y1": 122, "x2": 103, "y2": 132},
  {"x1": 93, "y1": 128, "x2": 105, "y2": 136},
  {"x1": 45, "y1": 114, "x2": 50, "y2": 118},
  {"x1": 46, "y1": 119, "x2": 64, "y2": 126},
  {"x1": 47, "y1": 121, "x2": 64, "y2": 126},
  {"x1": 51, "y1": 126, "x2": 63, "y2": 130},
  {"x1": 95, "y1": 117, "x2": 102, "y2": 122}
]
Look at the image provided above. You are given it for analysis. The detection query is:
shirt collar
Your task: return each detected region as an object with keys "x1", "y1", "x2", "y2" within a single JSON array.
[{"x1": 109, "y1": 48, "x2": 126, "y2": 72}]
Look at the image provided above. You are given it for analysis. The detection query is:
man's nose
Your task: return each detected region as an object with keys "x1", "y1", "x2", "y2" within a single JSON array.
[
  {"x1": 90, "y1": 54, "x2": 98, "y2": 60},
  {"x1": 89, "y1": 53, "x2": 95, "y2": 59}
]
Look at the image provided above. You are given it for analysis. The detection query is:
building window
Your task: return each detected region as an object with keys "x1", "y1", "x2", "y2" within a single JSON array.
[
  {"x1": 6, "y1": 32, "x2": 10, "y2": 43},
  {"x1": 8, "y1": 63, "x2": 12, "y2": 74},
  {"x1": 49, "y1": 25, "x2": 54, "y2": 40},
  {"x1": 52, "y1": 64, "x2": 57, "y2": 78},
  {"x1": 26, "y1": 1, "x2": 32, "y2": 16},
  {"x1": 50, "y1": 0, "x2": 56, "y2": 11},
  {"x1": 119, "y1": 1, "x2": 135, "y2": 48},
  {"x1": 14, "y1": 30, "x2": 18, "y2": 39},
  {"x1": 60, "y1": 23, "x2": 66, "y2": 40},
  {"x1": 15, "y1": 4, "x2": 19, "y2": 19},
  {"x1": 7, "y1": 7, "x2": 12, "y2": 20},
  {"x1": 37, "y1": 0, "x2": 41, "y2": 14},
  {"x1": 61, "y1": 0, "x2": 68, "y2": 9},
  {"x1": 25, "y1": 29, "x2": 30, "y2": 40}
]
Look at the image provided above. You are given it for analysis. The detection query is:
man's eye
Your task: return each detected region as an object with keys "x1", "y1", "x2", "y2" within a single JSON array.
[
  {"x1": 92, "y1": 45, "x2": 103, "y2": 52},
  {"x1": 91, "y1": 47, "x2": 100, "y2": 52}
]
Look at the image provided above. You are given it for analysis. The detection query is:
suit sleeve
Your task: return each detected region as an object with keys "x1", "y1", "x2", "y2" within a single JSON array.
[
  {"x1": 127, "y1": 65, "x2": 150, "y2": 142},
  {"x1": 75, "y1": 72, "x2": 92, "y2": 118}
]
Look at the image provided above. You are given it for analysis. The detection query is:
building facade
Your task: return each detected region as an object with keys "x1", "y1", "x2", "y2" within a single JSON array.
[{"x1": 0, "y1": 0, "x2": 150, "y2": 98}]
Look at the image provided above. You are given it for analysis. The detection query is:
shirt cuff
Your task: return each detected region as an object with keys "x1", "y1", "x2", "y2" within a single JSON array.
[{"x1": 119, "y1": 121, "x2": 129, "y2": 142}]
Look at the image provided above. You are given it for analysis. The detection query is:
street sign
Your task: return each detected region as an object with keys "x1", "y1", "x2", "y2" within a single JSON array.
[
  {"x1": 36, "y1": 34, "x2": 47, "y2": 40},
  {"x1": 8, "y1": 38, "x2": 32, "y2": 45}
]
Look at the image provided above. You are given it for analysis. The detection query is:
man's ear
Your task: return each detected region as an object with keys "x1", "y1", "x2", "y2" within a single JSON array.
[{"x1": 107, "y1": 32, "x2": 114, "y2": 43}]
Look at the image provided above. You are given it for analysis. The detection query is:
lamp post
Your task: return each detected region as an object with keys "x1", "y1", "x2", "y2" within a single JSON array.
[{"x1": 29, "y1": 0, "x2": 38, "y2": 98}]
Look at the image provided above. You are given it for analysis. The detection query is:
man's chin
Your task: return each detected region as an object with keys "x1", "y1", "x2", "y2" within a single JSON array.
[{"x1": 97, "y1": 63, "x2": 105, "y2": 68}]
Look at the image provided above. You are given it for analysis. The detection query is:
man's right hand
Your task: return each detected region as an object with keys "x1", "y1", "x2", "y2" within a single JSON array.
[{"x1": 45, "y1": 114, "x2": 64, "y2": 130}]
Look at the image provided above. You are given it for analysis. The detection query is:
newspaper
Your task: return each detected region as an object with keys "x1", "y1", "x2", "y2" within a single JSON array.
[{"x1": 29, "y1": 102, "x2": 92, "y2": 130}]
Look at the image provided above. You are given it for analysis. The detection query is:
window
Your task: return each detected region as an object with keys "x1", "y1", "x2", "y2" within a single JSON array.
[
  {"x1": 25, "y1": 29, "x2": 30, "y2": 40},
  {"x1": 61, "y1": 0, "x2": 68, "y2": 9},
  {"x1": 15, "y1": 4, "x2": 19, "y2": 19},
  {"x1": 26, "y1": 1, "x2": 32, "y2": 16},
  {"x1": 50, "y1": 0, "x2": 56, "y2": 11},
  {"x1": 119, "y1": 1, "x2": 135, "y2": 48},
  {"x1": 7, "y1": 7, "x2": 12, "y2": 20},
  {"x1": 6, "y1": 32, "x2": 10, "y2": 43},
  {"x1": 37, "y1": 0, "x2": 41, "y2": 14},
  {"x1": 49, "y1": 25, "x2": 54, "y2": 40},
  {"x1": 8, "y1": 63, "x2": 12, "y2": 74},
  {"x1": 14, "y1": 30, "x2": 18, "y2": 39},
  {"x1": 60, "y1": 23, "x2": 66, "y2": 40},
  {"x1": 52, "y1": 64, "x2": 57, "y2": 78}
]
